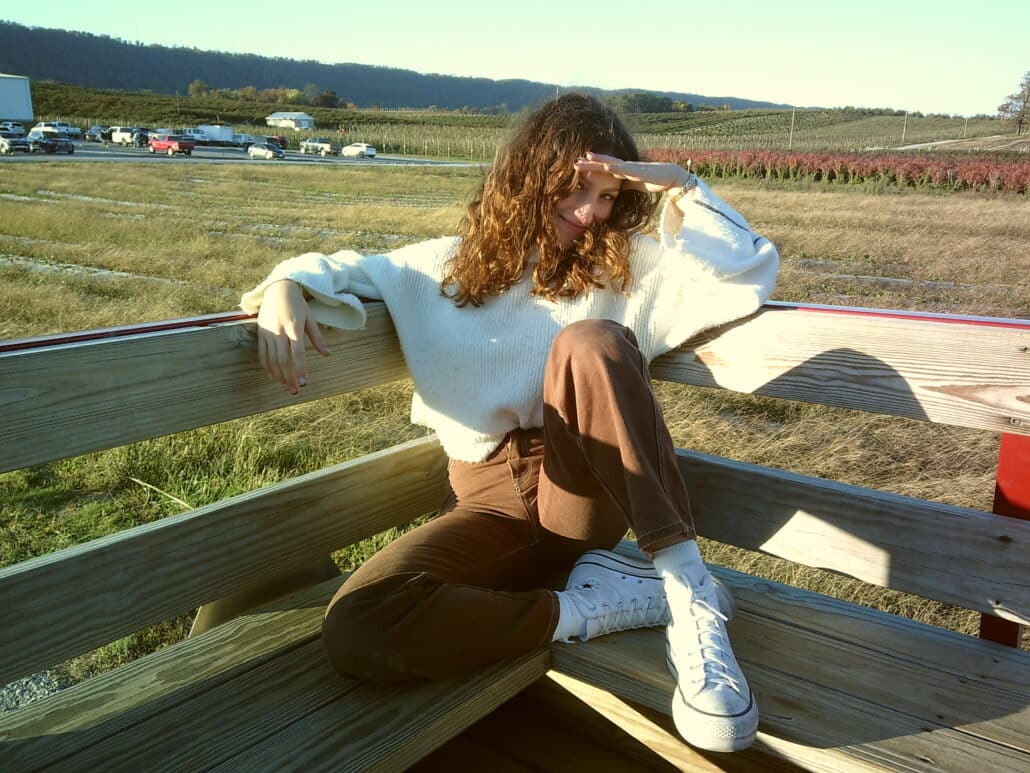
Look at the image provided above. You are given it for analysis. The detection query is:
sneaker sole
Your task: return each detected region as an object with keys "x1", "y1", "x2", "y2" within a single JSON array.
[{"x1": 574, "y1": 550, "x2": 736, "y2": 622}]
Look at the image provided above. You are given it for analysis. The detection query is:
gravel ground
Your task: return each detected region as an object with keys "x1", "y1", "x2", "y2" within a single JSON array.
[{"x1": 0, "y1": 671, "x2": 65, "y2": 712}]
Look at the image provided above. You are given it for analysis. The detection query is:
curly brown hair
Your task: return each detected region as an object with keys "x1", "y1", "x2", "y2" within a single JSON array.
[{"x1": 441, "y1": 94, "x2": 660, "y2": 306}]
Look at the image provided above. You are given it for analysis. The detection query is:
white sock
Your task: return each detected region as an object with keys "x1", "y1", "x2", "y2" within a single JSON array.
[
  {"x1": 551, "y1": 591, "x2": 587, "y2": 642},
  {"x1": 652, "y1": 539, "x2": 708, "y2": 586}
]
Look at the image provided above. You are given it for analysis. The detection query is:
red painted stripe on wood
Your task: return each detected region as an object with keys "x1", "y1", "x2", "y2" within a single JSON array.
[
  {"x1": 0, "y1": 312, "x2": 254, "y2": 353},
  {"x1": 765, "y1": 301, "x2": 1030, "y2": 330}
]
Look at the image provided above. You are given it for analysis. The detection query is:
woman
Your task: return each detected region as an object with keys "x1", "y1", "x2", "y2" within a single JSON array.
[{"x1": 242, "y1": 93, "x2": 779, "y2": 753}]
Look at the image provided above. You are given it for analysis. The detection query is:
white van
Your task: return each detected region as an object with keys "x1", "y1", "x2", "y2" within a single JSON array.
[{"x1": 109, "y1": 126, "x2": 137, "y2": 146}]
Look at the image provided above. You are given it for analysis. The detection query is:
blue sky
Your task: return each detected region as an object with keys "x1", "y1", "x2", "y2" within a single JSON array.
[{"x1": 4, "y1": 1, "x2": 1027, "y2": 116}]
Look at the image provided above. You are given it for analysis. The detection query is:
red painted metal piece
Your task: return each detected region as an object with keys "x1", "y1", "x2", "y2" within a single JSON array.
[{"x1": 980, "y1": 432, "x2": 1030, "y2": 646}]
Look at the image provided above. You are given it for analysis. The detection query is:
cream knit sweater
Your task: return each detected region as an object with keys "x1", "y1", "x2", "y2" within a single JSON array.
[{"x1": 241, "y1": 179, "x2": 779, "y2": 462}]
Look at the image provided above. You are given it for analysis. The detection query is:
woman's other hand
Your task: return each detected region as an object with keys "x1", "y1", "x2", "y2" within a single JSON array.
[
  {"x1": 256, "y1": 279, "x2": 330, "y2": 394},
  {"x1": 574, "y1": 151, "x2": 693, "y2": 194}
]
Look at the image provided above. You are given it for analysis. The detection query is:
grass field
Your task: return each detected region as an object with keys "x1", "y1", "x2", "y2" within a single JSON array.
[
  {"x1": 185, "y1": 111, "x2": 1016, "y2": 159},
  {"x1": 1, "y1": 161, "x2": 1027, "y2": 685},
  {"x1": 33, "y1": 81, "x2": 1020, "y2": 159}
]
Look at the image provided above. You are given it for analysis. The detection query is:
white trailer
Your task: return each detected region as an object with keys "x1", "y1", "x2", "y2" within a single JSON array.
[
  {"x1": 197, "y1": 124, "x2": 235, "y2": 146},
  {"x1": 0, "y1": 73, "x2": 33, "y2": 122}
]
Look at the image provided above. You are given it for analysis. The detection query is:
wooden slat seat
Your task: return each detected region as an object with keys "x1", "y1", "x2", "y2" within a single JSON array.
[
  {"x1": 3, "y1": 302, "x2": 1028, "y2": 771},
  {"x1": 0, "y1": 574, "x2": 550, "y2": 771},
  {"x1": 549, "y1": 543, "x2": 1030, "y2": 772}
]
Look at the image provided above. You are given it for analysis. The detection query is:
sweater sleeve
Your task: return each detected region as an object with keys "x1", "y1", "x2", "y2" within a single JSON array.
[
  {"x1": 643, "y1": 178, "x2": 780, "y2": 358},
  {"x1": 239, "y1": 248, "x2": 385, "y2": 331}
]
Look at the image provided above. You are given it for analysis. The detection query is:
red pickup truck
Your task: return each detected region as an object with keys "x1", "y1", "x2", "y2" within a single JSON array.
[{"x1": 148, "y1": 133, "x2": 195, "y2": 157}]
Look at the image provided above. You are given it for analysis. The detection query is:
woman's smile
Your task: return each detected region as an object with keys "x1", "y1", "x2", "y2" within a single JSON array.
[{"x1": 554, "y1": 170, "x2": 621, "y2": 247}]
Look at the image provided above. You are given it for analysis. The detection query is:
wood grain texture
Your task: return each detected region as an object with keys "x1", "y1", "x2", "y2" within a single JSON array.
[
  {"x1": 1, "y1": 572, "x2": 548, "y2": 773},
  {"x1": 677, "y1": 450, "x2": 1030, "y2": 623},
  {"x1": 210, "y1": 650, "x2": 551, "y2": 772},
  {"x1": 0, "y1": 436, "x2": 448, "y2": 685},
  {"x1": 0, "y1": 574, "x2": 345, "y2": 768},
  {"x1": 652, "y1": 306, "x2": 1030, "y2": 436},
  {"x1": 5, "y1": 302, "x2": 1027, "y2": 476},
  {"x1": 535, "y1": 672, "x2": 806, "y2": 772},
  {"x1": 0, "y1": 303, "x2": 406, "y2": 472},
  {"x1": 552, "y1": 550, "x2": 1030, "y2": 773}
]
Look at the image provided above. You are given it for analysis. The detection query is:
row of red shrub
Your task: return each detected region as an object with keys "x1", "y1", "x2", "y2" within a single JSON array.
[{"x1": 644, "y1": 149, "x2": 1030, "y2": 193}]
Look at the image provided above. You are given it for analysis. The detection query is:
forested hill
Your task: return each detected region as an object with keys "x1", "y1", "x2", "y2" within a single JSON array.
[{"x1": 0, "y1": 21, "x2": 789, "y2": 111}]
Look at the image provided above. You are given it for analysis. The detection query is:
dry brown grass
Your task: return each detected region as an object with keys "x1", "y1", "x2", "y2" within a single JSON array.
[{"x1": 717, "y1": 180, "x2": 1030, "y2": 318}]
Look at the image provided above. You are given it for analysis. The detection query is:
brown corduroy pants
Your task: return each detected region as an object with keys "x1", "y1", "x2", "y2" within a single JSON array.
[{"x1": 322, "y1": 319, "x2": 696, "y2": 680}]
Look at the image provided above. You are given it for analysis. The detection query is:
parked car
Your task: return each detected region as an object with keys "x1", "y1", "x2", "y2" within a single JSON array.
[
  {"x1": 148, "y1": 133, "x2": 195, "y2": 157},
  {"x1": 271, "y1": 134, "x2": 288, "y2": 150},
  {"x1": 247, "y1": 142, "x2": 285, "y2": 160},
  {"x1": 0, "y1": 130, "x2": 30, "y2": 154},
  {"x1": 31, "y1": 121, "x2": 82, "y2": 139},
  {"x1": 180, "y1": 128, "x2": 209, "y2": 145},
  {"x1": 132, "y1": 129, "x2": 153, "y2": 148},
  {"x1": 0, "y1": 121, "x2": 26, "y2": 136},
  {"x1": 231, "y1": 133, "x2": 255, "y2": 148},
  {"x1": 342, "y1": 142, "x2": 376, "y2": 159},
  {"x1": 84, "y1": 125, "x2": 108, "y2": 143},
  {"x1": 299, "y1": 137, "x2": 341, "y2": 156},
  {"x1": 26, "y1": 131, "x2": 75, "y2": 154}
]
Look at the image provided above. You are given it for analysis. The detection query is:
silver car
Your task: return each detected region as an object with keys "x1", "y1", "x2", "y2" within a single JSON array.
[
  {"x1": 1, "y1": 130, "x2": 30, "y2": 154},
  {"x1": 248, "y1": 142, "x2": 285, "y2": 160},
  {"x1": 342, "y1": 142, "x2": 377, "y2": 158}
]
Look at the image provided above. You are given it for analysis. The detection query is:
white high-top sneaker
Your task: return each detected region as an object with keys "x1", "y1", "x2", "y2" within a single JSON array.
[
  {"x1": 665, "y1": 572, "x2": 758, "y2": 752},
  {"x1": 559, "y1": 549, "x2": 735, "y2": 641}
]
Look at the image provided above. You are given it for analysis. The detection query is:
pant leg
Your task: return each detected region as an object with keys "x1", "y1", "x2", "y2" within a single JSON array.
[
  {"x1": 322, "y1": 433, "x2": 564, "y2": 682},
  {"x1": 539, "y1": 318, "x2": 696, "y2": 556}
]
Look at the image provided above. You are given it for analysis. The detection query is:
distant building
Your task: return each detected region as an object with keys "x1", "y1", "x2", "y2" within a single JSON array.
[{"x1": 265, "y1": 112, "x2": 315, "y2": 131}]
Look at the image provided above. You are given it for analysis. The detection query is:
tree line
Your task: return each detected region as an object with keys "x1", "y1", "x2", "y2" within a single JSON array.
[{"x1": 0, "y1": 21, "x2": 786, "y2": 112}]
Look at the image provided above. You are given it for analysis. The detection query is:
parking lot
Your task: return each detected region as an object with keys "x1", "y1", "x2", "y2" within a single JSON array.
[{"x1": 0, "y1": 140, "x2": 477, "y2": 167}]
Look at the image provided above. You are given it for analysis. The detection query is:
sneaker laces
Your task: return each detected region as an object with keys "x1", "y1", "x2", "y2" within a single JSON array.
[
  {"x1": 671, "y1": 585, "x2": 745, "y2": 700},
  {"x1": 572, "y1": 577, "x2": 669, "y2": 637},
  {"x1": 684, "y1": 594, "x2": 744, "y2": 695}
]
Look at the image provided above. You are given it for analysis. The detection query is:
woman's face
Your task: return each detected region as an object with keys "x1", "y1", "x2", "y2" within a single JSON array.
[{"x1": 554, "y1": 170, "x2": 622, "y2": 248}]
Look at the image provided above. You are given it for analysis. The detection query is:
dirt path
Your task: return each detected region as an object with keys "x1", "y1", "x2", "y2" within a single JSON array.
[{"x1": 894, "y1": 134, "x2": 1030, "y2": 152}]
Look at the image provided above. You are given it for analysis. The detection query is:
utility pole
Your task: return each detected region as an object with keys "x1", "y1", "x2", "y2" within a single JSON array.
[
  {"x1": 963, "y1": 116, "x2": 969, "y2": 139},
  {"x1": 901, "y1": 111, "x2": 908, "y2": 144},
  {"x1": 788, "y1": 108, "x2": 796, "y2": 151}
]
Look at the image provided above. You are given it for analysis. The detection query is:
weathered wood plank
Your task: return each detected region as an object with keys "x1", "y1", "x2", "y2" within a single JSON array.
[
  {"x1": 677, "y1": 450, "x2": 1030, "y2": 623},
  {"x1": 531, "y1": 673, "x2": 805, "y2": 772},
  {"x1": 47, "y1": 640, "x2": 354, "y2": 773},
  {"x1": 652, "y1": 305, "x2": 1030, "y2": 436},
  {"x1": 1, "y1": 571, "x2": 548, "y2": 773},
  {"x1": 552, "y1": 558, "x2": 1030, "y2": 772},
  {"x1": 0, "y1": 574, "x2": 345, "y2": 768},
  {"x1": 210, "y1": 650, "x2": 551, "y2": 772},
  {"x1": 5, "y1": 302, "x2": 1027, "y2": 476},
  {"x1": 0, "y1": 303, "x2": 406, "y2": 472},
  {"x1": 0, "y1": 436, "x2": 448, "y2": 685}
]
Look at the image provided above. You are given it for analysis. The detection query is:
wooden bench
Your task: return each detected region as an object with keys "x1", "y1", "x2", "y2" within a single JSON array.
[{"x1": 1, "y1": 301, "x2": 1028, "y2": 771}]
